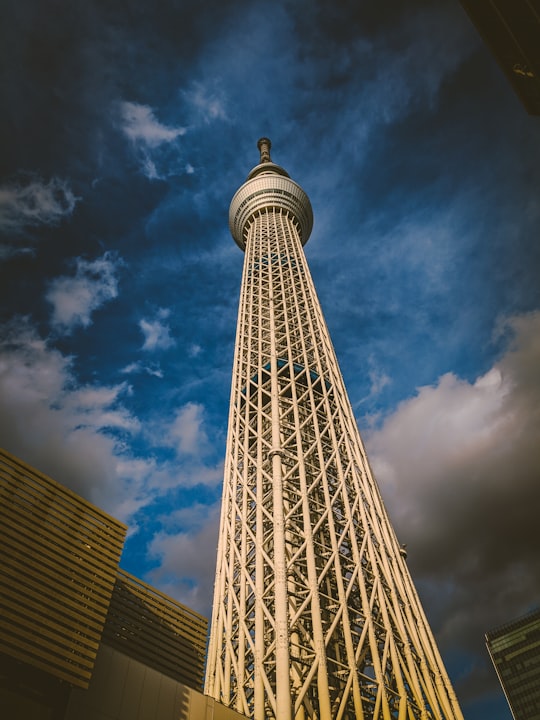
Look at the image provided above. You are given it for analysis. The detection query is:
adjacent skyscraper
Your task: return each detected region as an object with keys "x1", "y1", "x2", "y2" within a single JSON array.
[
  {"x1": 205, "y1": 139, "x2": 463, "y2": 720},
  {"x1": 486, "y1": 608, "x2": 540, "y2": 720}
]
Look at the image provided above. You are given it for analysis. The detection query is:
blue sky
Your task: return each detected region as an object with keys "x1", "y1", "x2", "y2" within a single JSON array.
[{"x1": 1, "y1": 1, "x2": 540, "y2": 717}]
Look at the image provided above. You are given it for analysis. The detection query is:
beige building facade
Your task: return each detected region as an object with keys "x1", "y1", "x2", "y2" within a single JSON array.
[{"x1": 0, "y1": 448, "x2": 245, "y2": 720}]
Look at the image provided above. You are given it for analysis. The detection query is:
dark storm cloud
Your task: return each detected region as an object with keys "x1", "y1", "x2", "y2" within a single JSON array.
[
  {"x1": 367, "y1": 312, "x2": 540, "y2": 700},
  {"x1": 147, "y1": 500, "x2": 221, "y2": 614}
]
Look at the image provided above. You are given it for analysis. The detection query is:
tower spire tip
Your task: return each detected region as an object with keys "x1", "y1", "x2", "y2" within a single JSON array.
[{"x1": 257, "y1": 137, "x2": 272, "y2": 164}]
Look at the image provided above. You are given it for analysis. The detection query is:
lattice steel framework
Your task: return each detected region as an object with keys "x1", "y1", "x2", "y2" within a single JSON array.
[{"x1": 205, "y1": 139, "x2": 463, "y2": 720}]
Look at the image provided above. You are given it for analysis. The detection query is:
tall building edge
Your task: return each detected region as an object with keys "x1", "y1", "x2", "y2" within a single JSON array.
[
  {"x1": 205, "y1": 140, "x2": 463, "y2": 719},
  {"x1": 486, "y1": 608, "x2": 540, "y2": 720}
]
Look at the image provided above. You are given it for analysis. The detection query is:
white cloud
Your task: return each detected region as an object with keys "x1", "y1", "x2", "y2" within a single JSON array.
[
  {"x1": 365, "y1": 311, "x2": 540, "y2": 692},
  {"x1": 118, "y1": 101, "x2": 187, "y2": 181},
  {"x1": 63, "y1": 383, "x2": 140, "y2": 433},
  {"x1": 168, "y1": 402, "x2": 209, "y2": 456},
  {"x1": 139, "y1": 308, "x2": 175, "y2": 351},
  {"x1": 46, "y1": 252, "x2": 121, "y2": 334},
  {"x1": 121, "y1": 361, "x2": 164, "y2": 378},
  {"x1": 354, "y1": 358, "x2": 392, "y2": 409},
  {"x1": 0, "y1": 317, "x2": 224, "y2": 619},
  {"x1": 119, "y1": 101, "x2": 186, "y2": 147},
  {"x1": 0, "y1": 176, "x2": 78, "y2": 249},
  {"x1": 0, "y1": 318, "x2": 141, "y2": 511},
  {"x1": 140, "y1": 156, "x2": 159, "y2": 181},
  {"x1": 183, "y1": 82, "x2": 228, "y2": 123},
  {"x1": 0, "y1": 316, "x2": 199, "y2": 529}
]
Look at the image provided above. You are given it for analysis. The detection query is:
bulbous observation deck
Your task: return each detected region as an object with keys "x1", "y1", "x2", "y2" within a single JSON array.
[{"x1": 229, "y1": 138, "x2": 313, "y2": 251}]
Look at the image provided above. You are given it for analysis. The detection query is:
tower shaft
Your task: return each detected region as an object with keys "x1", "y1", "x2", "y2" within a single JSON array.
[{"x1": 205, "y1": 141, "x2": 463, "y2": 720}]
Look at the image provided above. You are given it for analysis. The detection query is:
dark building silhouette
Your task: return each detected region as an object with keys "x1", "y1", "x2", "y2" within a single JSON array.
[
  {"x1": 460, "y1": 0, "x2": 540, "y2": 114},
  {"x1": 486, "y1": 608, "x2": 540, "y2": 720},
  {"x1": 0, "y1": 448, "x2": 245, "y2": 720}
]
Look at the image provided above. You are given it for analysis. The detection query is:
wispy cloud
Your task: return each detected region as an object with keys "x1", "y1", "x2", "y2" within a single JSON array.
[
  {"x1": 118, "y1": 101, "x2": 186, "y2": 180},
  {"x1": 0, "y1": 176, "x2": 79, "y2": 257},
  {"x1": 361, "y1": 6, "x2": 471, "y2": 124},
  {"x1": 182, "y1": 81, "x2": 228, "y2": 123},
  {"x1": 168, "y1": 401, "x2": 209, "y2": 456},
  {"x1": 121, "y1": 361, "x2": 164, "y2": 378},
  {"x1": 139, "y1": 308, "x2": 175, "y2": 351},
  {"x1": 0, "y1": 176, "x2": 78, "y2": 232},
  {"x1": 188, "y1": 343, "x2": 202, "y2": 358},
  {"x1": 46, "y1": 252, "x2": 122, "y2": 334},
  {"x1": 119, "y1": 101, "x2": 186, "y2": 147},
  {"x1": 63, "y1": 383, "x2": 139, "y2": 433}
]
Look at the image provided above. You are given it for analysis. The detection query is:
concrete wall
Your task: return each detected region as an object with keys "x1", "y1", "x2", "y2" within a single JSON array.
[{"x1": 65, "y1": 644, "x2": 245, "y2": 720}]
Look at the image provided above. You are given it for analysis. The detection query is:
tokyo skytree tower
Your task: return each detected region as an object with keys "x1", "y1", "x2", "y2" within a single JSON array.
[{"x1": 205, "y1": 139, "x2": 463, "y2": 720}]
